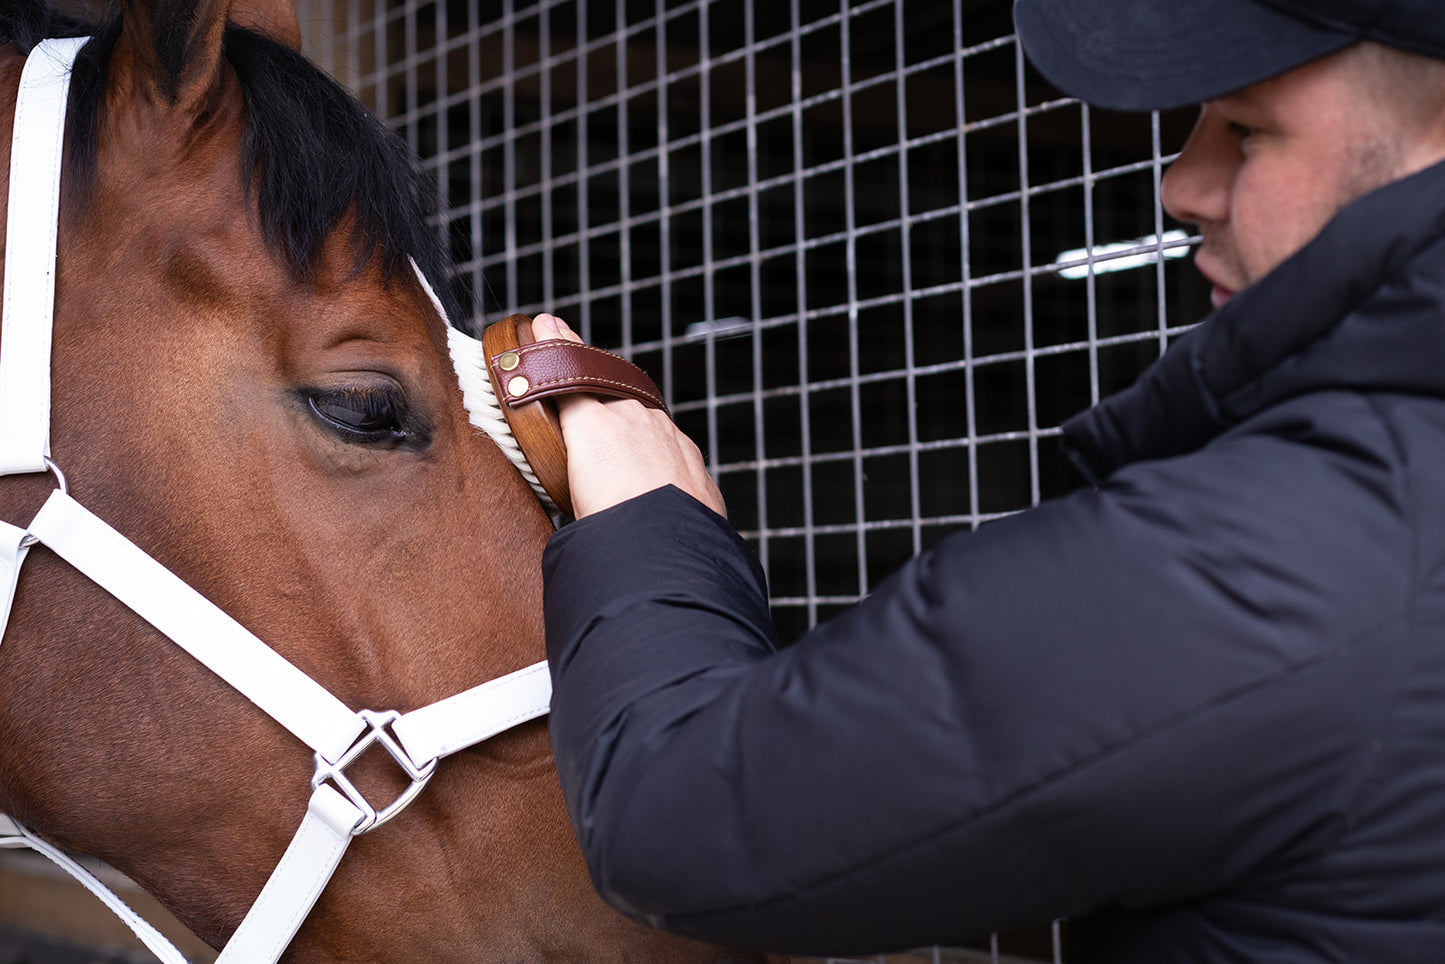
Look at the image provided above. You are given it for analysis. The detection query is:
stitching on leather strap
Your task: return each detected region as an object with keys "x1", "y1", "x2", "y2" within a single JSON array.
[{"x1": 502, "y1": 341, "x2": 667, "y2": 411}]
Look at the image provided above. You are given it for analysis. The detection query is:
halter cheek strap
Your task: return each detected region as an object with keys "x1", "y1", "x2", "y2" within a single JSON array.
[
  {"x1": 0, "y1": 37, "x2": 552, "y2": 964},
  {"x1": 0, "y1": 34, "x2": 80, "y2": 646},
  {"x1": 0, "y1": 37, "x2": 74, "y2": 474}
]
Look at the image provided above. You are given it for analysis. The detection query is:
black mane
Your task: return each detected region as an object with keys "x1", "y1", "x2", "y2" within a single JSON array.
[{"x1": 2, "y1": 0, "x2": 465, "y2": 326}]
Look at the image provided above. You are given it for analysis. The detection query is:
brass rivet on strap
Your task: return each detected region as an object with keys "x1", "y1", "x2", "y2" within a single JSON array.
[
  {"x1": 508, "y1": 375, "x2": 530, "y2": 398},
  {"x1": 498, "y1": 351, "x2": 521, "y2": 371}
]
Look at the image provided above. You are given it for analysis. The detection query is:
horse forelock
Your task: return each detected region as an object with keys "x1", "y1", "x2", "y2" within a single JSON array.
[
  {"x1": 223, "y1": 25, "x2": 460, "y2": 310},
  {"x1": 2, "y1": 0, "x2": 467, "y2": 331}
]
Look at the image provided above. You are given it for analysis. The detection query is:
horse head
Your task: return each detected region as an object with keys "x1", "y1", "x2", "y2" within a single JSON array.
[{"x1": 0, "y1": 1, "x2": 774, "y2": 960}]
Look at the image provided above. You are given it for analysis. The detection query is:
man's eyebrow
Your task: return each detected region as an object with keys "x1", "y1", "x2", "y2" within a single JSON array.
[{"x1": 1210, "y1": 88, "x2": 1264, "y2": 116}]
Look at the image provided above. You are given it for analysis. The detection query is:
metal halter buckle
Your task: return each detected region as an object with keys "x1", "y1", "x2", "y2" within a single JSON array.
[
  {"x1": 311, "y1": 709, "x2": 438, "y2": 835},
  {"x1": 18, "y1": 457, "x2": 69, "y2": 549}
]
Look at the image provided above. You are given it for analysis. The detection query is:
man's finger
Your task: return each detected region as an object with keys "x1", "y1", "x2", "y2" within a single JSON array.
[{"x1": 532, "y1": 313, "x2": 582, "y2": 343}]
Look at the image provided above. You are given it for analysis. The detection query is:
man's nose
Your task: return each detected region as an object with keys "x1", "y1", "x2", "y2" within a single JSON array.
[{"x1": 1161, "y1": 106, "x2": 1236, "y2": 228}]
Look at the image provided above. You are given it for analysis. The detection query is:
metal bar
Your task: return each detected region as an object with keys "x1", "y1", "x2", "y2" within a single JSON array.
[
  {"x1": 1013, "y1": 35, "x2": 1040, "y2": 508},
  {"x1": 1082, "y1": 101, "x2": 1100, "y2": 406},
  {"x1": 956, "y1": 4, "x2": 979, "y2": 531},
  {"x1": 657, "y1": 0, "x2": 675, "y2": 408},
  {"x1": 373, "y1": 0, "x2": 387, "y2": 117},
  {"x1": 402, "y1": 0, "x2": 418, "y2": 156},
  {"x1": 839, "y1": 3, "x2": 864, "y2": 599},
  {"x1": 893, "y1": 0, "x2": 922, "y2": 558},
  {"x1": 745, "y1": 0, "x2": 765, "y2": 523},
  {"x1": 699, "y1": 2, "x2": 720, "y2": 480},
  {"x1": 616, "y1": 0, "x2": 634, "y2": 351},
  {"x1": 503, "y1": 0, "x2": 519, "y2": 314},
  {"x1": 1152, "y1": 108, "x2": 1170, "y2": 354},
  {"x1": 540, "y1": 3, "x2": 555, "y2": 309},
  {"x1": 578, "y1": 0, "x2": 593, "y2": 337},
  {"x1": 467, "y1": 0, "x2": 484, "y2": 325}
]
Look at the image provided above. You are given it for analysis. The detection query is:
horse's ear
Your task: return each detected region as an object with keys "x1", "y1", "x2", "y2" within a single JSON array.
[
  {"x1": 230, "y1": 0, "x2": 302, "y2": 51},
  {"x1": 117, "y1": 0, "x2": 234, "y2": 110}
]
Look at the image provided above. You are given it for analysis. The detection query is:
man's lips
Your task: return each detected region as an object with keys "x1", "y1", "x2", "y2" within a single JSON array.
[
  {"x1": 1210, "y1": 284, "x2": 1236, "y2": 310},
  {"x1": 1194, "y1": 254, "x2": 1238, "y2": 309}
]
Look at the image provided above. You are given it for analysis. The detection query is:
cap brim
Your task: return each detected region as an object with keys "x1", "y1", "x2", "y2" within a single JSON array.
[{"x1": 1014, "y1": 0, "x2": 1356, "y2": 111}]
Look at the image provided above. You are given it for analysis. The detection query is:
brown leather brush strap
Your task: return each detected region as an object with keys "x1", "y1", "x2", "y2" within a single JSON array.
[
  {"x1": 491, "y1": 340, "x2": 668, "y2": 414},
  {"x1": 481, "y1": 314, "x2": 668, "y2": 518}
]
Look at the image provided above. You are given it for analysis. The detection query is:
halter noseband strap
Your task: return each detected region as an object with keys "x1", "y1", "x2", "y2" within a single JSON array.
[{"x1": 0, "y1": 37, "x2": 552, "y2": 964}]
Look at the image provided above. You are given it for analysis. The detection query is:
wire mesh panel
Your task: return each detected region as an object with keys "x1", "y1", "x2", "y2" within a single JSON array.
[{"x1": 294, "y1": 2, "x2": 1206, "y2": 960}]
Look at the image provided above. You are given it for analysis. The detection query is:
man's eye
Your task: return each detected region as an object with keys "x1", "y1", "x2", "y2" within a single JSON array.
[
  {"x1": 306, "y1": 388, "x2": 423, "y2": 446},
  {"x1": 1226, "y1": 121, "x2": 1257, "y2": 140}
]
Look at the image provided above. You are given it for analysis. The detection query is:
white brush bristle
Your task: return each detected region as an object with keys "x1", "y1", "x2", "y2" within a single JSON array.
[{"x1": 410, "y1": 260, "x2": 558, "y2": 514}]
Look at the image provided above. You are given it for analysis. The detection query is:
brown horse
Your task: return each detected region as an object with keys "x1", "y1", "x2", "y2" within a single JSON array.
[{"x1": 0, "y1": 1, "x2": 775, "y2": 961}]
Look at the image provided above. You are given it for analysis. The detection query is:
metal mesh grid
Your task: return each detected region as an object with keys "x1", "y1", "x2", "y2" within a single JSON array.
[{"x1": 295, "y1": 2, "x2": 1207, "y2": 959}]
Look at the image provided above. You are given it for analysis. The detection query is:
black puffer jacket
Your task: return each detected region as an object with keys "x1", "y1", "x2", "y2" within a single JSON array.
[{"x1": 543, "y1": 159, "x2": 1445, "y2": 962}]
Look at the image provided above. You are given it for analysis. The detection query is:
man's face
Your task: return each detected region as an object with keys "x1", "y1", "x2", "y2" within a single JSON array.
[{"x1": 1161, "y1": 45, "x2": 1445, "y2": 309}]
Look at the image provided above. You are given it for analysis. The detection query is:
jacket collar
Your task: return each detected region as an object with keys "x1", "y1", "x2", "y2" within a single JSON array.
[{"x1": 1063, "y1": 156, "x2": 1445, "y2": 482}]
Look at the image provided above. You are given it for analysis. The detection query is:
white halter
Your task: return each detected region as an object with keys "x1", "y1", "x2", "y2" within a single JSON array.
[{"x1": 0, "y1": 37, "x2": 554, "y2": 964}]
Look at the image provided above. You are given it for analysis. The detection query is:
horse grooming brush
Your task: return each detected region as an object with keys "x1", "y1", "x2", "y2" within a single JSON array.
[{"x1": 480, "y1": 315, "x2": 668, "y2": 519}]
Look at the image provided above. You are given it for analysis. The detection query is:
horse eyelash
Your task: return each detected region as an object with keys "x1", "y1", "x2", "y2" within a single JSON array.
[{"x1": 303, "y1": 387, "x2": 431, "y2": 449}]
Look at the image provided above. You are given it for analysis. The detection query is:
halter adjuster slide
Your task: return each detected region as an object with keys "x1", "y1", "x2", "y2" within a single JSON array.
[{"x1": 311, "y1": 709, "x2": 438, "y2": 835}]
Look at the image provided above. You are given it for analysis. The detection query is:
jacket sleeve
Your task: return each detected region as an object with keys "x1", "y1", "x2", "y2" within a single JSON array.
[{"x1": 542, "y1": 416, "x2": 1409, "y2": 955}]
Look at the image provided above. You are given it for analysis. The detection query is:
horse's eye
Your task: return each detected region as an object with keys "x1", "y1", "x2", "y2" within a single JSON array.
[{"x1": 306, "y1": 387, "x2": 424, "y2": 447}]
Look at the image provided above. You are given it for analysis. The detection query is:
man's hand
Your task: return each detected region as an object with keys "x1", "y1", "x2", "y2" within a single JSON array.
[{"x1": 531, "y1": 314, "x2": 727, "y2": 520}]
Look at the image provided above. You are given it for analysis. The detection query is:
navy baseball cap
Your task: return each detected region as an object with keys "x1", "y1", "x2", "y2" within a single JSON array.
[{"x1": 1014, "y1": 0, "x2": 1445, "y2": 111}]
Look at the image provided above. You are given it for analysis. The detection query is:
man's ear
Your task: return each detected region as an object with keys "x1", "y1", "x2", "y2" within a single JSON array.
[{"x1": 114, "y1": 0, "x2": 234, "y2": 111}]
